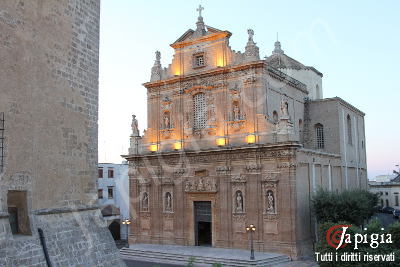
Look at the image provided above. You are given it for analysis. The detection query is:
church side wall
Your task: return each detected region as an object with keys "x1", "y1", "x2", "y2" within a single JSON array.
[
  {"x1": 279, "y1": 68, "x2": 322, "y2": 100},
  {"x1": 305, "y1": 99, "x2": 367, "y2": 191},
  {"x1": 295, "y1": 150, "x2": 343, "y2": 258}
]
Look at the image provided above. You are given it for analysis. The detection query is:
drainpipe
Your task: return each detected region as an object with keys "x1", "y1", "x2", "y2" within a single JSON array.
[{"x1": 38, "y1": 228, "x2": 52, "y2": 267}]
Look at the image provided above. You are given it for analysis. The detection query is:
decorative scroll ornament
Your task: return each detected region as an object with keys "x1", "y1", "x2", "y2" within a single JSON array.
[{"x1": 231, "y1": 175, "x2": 247, "y2": 183}]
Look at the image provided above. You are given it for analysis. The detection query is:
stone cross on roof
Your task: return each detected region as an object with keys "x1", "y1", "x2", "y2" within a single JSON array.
[{"x1": 197, "y1": 4, "x2": 204, "y2": 17}]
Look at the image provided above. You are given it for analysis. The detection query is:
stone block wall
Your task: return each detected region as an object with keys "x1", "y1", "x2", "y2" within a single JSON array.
[{"x1": 0, "y1": 0, "x2": 123, "y2": 265}]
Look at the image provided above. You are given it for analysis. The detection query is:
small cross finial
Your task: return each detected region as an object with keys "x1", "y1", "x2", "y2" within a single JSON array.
[{"x1": 197, "y1": 4, "x2": 204, "y2": 17}]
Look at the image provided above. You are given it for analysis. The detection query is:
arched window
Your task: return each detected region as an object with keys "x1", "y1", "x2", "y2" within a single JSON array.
[
  {"x1": 272, "y1": 110, "x2": 278, "y2": 123},
  {"x1": 299, "y1": 119, "x2": 303, "y2": 131},
  {"x1": 315, "y1": 123, "x2": 324, "y2": 149},
  {"x1": 193, "y1": 93, "x2": 206, "y2": 129},
  {"x1": 347, "y1": 114, "x2": 352, "y2": 145}
]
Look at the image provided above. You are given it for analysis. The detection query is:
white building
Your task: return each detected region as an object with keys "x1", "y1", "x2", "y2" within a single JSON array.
[
  {"x1": 369, "y1": 173, "x2": 400, "y2": 208},
  {"x1": 98, "y1": 162, "x2": 129, "y2": 240}
]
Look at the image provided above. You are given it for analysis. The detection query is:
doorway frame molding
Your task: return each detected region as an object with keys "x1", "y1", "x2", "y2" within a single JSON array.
[{"x1": 186, "y1": 193, "x2": 217, "y2": 246}]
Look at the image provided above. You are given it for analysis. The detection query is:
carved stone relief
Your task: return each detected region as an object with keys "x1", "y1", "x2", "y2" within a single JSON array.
[
  {"x1": 245, "y1": 163, "x2": 262, "y2": 173},
  {"x1": 233, "y1": 214, "x2": 246, "y2": 233},
  {"x1": 216, "y1": 165, "x2": 231, "y2": 175},
  {"x1": 184, "y1": 177, "x2": 218, "y2": 193}
]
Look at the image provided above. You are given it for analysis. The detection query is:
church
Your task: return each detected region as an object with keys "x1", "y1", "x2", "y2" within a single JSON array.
[{"x1": 124, "y1": 6, "x2": 367, "y2": 259}]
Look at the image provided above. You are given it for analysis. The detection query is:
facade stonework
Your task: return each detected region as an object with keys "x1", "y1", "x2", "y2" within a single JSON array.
[
  {"x1": 125, "y1": 10, "x2": 367, "y2": 260},
  {"x1": 0, "y1": 1, "x2": 123, "y2": 266}
]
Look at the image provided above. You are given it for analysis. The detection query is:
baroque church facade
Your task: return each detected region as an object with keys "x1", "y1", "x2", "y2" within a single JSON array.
[{"x1": 125, "y1": 7, "x2": 367, "y2": 259}]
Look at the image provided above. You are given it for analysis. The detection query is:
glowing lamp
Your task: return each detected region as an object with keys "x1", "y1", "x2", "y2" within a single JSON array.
[
  {"x1": 216, "y1": 57, "x2": 225, "y2": 67},
  {"x1": 216, "y1": 137, "x2": 226, "y2": 147},
  {"x1": 173, "y1": 142, "x2": 182, "y2": 150},
  {"x1": 149, "y1": 144, "x2": 158, "y2": 152},
  {"x1": 246, "y1": 134, "x2": 256, "y2": 144},
  {"x1": 246, "y1": 224, "x2": 256, "y2": 232}
]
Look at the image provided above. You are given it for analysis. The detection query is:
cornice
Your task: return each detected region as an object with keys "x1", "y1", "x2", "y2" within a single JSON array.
[
  {"x1": 143, "y1": 60, "x2": 307, "y2": 94},
  {"x1": 123, "y1": 142, "x2": 301, "y2": 161},
  {"x1": 143, "y1": 61, "x2": 265, "y2": 89}
]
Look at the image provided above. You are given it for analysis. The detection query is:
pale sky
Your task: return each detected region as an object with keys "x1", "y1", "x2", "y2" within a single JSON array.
[{"x1": 98, "y1": 0, "x2": 400, "y2": 179}]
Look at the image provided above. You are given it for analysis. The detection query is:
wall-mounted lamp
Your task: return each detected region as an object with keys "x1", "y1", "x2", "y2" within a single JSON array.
[
  {"x1": 173, "y1": 142, "x2": 182, "y2": 150},
  {"x1": 216, "y1": 137, "x2": 227, "y2": 147},
  {"x1": 149, "y1": 144, "x2": 158, "y2": 152},
  {"x1": 246, "y1": 134, "x2": 256, "y2": 144}
]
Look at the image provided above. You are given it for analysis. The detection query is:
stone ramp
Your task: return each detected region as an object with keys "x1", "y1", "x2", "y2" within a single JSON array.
[{"x1": 120, "y1": 244, "x2": 291, "y2": 266}]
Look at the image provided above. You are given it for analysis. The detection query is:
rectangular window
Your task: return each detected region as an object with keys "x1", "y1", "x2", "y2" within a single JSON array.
[
  {"x1": 396, "y1": 195, "x2": 399, "y2": 206},
  {"x1": 98, "y1": 189, "x2": 103, "y2": 199},
  {"x1": 108, "y1": 187, "x2": 114, "y2": 199},
  {"x1": 108, "y1": 168, "x2": 114, "y2": 178},
  {"x1": 193, "y1": 93, "x2": 206, "y2": 130},
  {"x1": 98, "y1": 168, "x2": 103, "y2": 178},
  {"x1": 195, "y1": 55, "x2": 204, "y2": 67},
  {"x1": 0, "y1": 112, "x2": 4, "y2": 173}
]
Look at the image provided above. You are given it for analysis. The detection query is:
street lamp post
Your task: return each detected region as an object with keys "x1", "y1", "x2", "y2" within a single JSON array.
[
  {"x1": 246, "y1": 224, "x2": 256, "y2": 260},
  {"x1": 121, "y1": 219, "x2": 131, "y2": 248}
]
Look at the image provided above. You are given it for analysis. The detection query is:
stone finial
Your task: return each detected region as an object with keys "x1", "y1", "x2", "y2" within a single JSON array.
[
  {"x1": 197, "y1": 4, "x2": 204, "y2": 18},
  {"x1": 150, "y1": 50, "x2": 162, "y2": 81},
  {"x1": 193, "y1": 5, "x2": 206, "y2": 38},
  {"x1": 247, "y1": 29, "x2": 254, "y2": 42},
  {"x1": 244, "y1": 29, "x2": 259, "y2": 62},
  {"x1": 155, "y1": 50, "x2": 161, "y2": 62},
  {"x1": 273, "y1": 40, "x2": 284, "y2": 55}
]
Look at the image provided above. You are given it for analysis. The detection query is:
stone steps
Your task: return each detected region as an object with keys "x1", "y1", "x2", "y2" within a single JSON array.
[{"x1": 120, "y1": 246, "x2": 291, "y2": 267}]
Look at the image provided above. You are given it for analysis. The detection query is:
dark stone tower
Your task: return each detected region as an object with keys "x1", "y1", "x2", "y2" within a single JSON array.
[{"x1": 0, "y1": 1, "x2": 123, "y2": 265}]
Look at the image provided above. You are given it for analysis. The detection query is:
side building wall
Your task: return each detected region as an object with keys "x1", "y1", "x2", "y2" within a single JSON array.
[
  {"x1": 0, "y1": 1, "x2": 123, "y2": 266},
  {"x1": 304, "y1": 98, "x2": 367, "y2": 191}
]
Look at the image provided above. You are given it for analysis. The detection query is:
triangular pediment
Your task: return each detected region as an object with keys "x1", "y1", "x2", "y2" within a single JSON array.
[
  {"x1": 173, "y1": 29, "x2": 195, "y2": 44},
  {"x1": 172, "y1": 25, "x2": 229, "y2": 46}
]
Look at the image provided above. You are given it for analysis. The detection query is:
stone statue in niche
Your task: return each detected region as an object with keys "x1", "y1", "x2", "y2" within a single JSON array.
[
  {"x1": 280, "y1": 99, "x2": 289, "y2": 117},
  {"x1": 131, "y1": 114, "x2": 139, "y2": 136},
  {"x1": 233, "y1": 104, "x2": 240, "y2": 121},
  {"x1": 266, "y1": 190, "x2": 275, "y2": 213},
  {"x1": 164, "y1": 112, "x2": 170, "y2": 129},
  {"x1": 165, "y1": 192, "x2": 172, "y2": 211},
  {"x1": 235, "y1": 190, "x2": 244, "y2": 213},
  {"x1": 142, "y1": 192, "x2": 149, "y2": 211}
]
